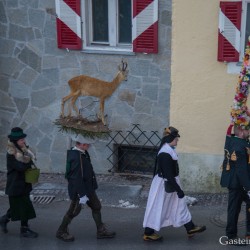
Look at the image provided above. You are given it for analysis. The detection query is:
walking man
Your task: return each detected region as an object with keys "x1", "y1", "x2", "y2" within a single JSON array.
[{"x1": 56, "y1": 135, "x2": 116, "y2": 242}]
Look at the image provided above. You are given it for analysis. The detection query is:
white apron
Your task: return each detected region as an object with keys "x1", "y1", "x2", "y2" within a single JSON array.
[{"x1": 143, "y1": 144, "x2": 191, "y2": 231}]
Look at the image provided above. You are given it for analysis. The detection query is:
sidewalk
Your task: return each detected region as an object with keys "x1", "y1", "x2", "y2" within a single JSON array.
[
  {"x1": 0, "y1": 172, "x2": 228, "y2": 207},
  {"x1": 0, "y1": 172, "x2": 248, "y2": 249}
]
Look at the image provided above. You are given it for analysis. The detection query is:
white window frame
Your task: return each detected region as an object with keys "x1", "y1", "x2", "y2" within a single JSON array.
[
  {"x1": 228, "y1": 0, "x2": 250, "y2": 73},
  {"x1": 240, "y1": 0, "x2": 250, "y2": 59},
  {"x1": 81, "y1": 0, "x2": 133, "y2": 53}
]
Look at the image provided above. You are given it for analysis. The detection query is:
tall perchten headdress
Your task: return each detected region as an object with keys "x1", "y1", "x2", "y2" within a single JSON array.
[{"x1": 230, "y1": 36, "x2": 250, "y2": 129}]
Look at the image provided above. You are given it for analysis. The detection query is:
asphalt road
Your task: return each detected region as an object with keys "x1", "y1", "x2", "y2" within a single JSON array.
[{"x1": 0, "y1": 194, "x2": 248, "y2": 250}]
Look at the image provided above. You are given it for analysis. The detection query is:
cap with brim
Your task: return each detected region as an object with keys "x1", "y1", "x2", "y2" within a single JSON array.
[
  {"x1": 8, "y1": 128, "x2": 27, "y2": 141},
  {"x1": 71, "y1": 134, "x2": 96, "y2": 144}
]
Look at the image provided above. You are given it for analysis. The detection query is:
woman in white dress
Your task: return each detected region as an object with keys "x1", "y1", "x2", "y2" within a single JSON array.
[{"x1": 143, "y1": 126, "x2": 206, "y2": 241}]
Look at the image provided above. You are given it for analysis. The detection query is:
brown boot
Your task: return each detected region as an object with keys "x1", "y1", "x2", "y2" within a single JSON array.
[
  {"x1": 56, "y1": 229, "x2": 74, "y2": 242},
  {"x1": 56, "y1": 216, "x2": 74, "y2": 242},
  {"x1": 97, "y1": 223, "x2": 116, "y2": 239}
]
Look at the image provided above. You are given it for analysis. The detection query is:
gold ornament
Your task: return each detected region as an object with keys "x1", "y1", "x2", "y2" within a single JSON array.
[
  {"x1": 225, "y1": 149, "x2": 230, "y2": 171},
  {"x1": 246, "y1": 147, "x2": 250, "y2": 164},
  {"x1": 231, "y1": 151, "x2": 237, "y2": 161}
]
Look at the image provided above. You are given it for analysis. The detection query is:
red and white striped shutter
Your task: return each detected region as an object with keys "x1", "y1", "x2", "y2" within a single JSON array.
[
  {"x1": 55, "y1": 0, "x2": 82, "y2": 50},
  {"x1": 132, "y1": 0, "x2": 158, "y2": 54},
  {"x1": 217, "y1": 1, "x2": 242, "y2": 62}
]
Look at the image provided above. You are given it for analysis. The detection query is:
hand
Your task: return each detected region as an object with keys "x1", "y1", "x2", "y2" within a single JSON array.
[
  {"x1": 79, "y1": 195, "x2": 89, "y2": 204},
  {"x1": 247, "y1": 191, "x2": 250, "y2": 199},
  {"x1": 177, "y1": 190, "x2": 185, "y2": 199}
]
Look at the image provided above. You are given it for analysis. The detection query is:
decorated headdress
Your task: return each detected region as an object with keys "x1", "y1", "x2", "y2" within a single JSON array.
[
  {"x1": 162, "y1": 126, "x2": 180, "y2": 143},
  {"x1": 230, "y1": 36, "x2": 250, "y2": 129}
]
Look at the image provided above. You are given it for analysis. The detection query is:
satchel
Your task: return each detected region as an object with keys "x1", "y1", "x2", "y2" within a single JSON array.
[
  {"x1": 164, "y1": 181, "x2": 175, "y2": 193},
  {"x1": 25, "y1": 166, "x2": 40, "y2": 184}
]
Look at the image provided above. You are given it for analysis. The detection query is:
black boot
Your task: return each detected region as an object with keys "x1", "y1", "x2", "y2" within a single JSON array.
[
  {"x1": 20, "y1": 226, "x2": 38, "y2": 238},
  {"x1": 0, "y1": 215, "x2": 10, "y2": 233}
]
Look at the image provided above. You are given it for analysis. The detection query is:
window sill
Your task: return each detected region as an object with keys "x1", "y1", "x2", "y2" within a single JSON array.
[
  {"x1": 81, "y1": 49, "x2": 135, "y2": 56},
  {"x1": 227, "y1": 62, "x2": 243, "y2": 74}
]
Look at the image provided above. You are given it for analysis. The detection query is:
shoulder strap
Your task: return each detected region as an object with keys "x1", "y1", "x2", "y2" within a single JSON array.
[
  {"x1": 80, "y1": 153, "x2": 83, "y2": 178},
  {"x1": 153, "y1": 156, "x2": 158, "y2": 177}
]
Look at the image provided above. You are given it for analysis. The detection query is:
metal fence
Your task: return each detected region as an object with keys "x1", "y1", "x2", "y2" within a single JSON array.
[{"x1": 106, "y1": 124, "x2": 161, "y2": 174}]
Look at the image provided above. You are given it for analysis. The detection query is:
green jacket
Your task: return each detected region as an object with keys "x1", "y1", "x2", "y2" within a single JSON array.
[
  {"x1": 65, "y1": 148, "x2": 98, "y2": 200},
  {"x1": 220, "y1": 136, "x2": 250, "y2": 191}
]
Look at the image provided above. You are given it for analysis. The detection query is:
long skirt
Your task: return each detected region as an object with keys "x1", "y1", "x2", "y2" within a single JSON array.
[
  {"x1": 143, "y1": 175, "x2": 191, "y2": 231},
  {"x1": 9, "y1": 195, "x2": 36, "y2": 221}
]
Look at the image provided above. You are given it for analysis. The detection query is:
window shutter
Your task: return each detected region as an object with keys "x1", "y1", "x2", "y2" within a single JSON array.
[
  {"x1": 55, "y1": 0, "x2": 82, "y2": 50},
  {"x1": 132, "y1": 0, "x2": 158, "y2": 54},
  {"x1": 217, "y1": 1, "x2": 242, "y2": 62}
]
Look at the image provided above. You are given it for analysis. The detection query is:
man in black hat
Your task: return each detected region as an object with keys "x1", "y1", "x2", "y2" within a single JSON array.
[
  {"x1": 56, "y1": 134, "x2": 116, "y2": 242},
  {"x1": 220, "y1": 125, "x2": 250, "y2": 240},
  {"x1": 0, "y1": 127, "x2": 38, "y2": 238}
]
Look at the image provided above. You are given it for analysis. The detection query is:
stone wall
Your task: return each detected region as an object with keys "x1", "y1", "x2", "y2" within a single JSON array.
[{"x1": 0, "y1": 0, "x2": 172, "y2": 174}]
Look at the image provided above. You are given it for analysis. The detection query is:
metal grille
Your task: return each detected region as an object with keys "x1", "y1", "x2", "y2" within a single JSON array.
[
  {"x1": 32, "y1": 195, "x2": 55, "y2": 204},
  {"x1": 107, "y1": 124, "x2": 161, "y2": 174}
]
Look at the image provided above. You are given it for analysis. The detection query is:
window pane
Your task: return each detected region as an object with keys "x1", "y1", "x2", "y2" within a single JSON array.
[
  {"x1": 92, "y1": 0, "x2": 108, "y2": 42},
  {"x1": 118, "y1": 0, "x2": 132, "y2": 43},
  {"x1": 245, "y1": 3, "x2": 250, "y2": 48}
]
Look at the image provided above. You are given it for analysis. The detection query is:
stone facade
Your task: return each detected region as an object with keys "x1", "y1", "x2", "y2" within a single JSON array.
[{"x1": 0, "y1": 0, "x2": 172, "y2": 174}]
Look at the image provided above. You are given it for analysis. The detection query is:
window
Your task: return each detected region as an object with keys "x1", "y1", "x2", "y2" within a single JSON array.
[
  {"x1": 218, "y1": 0, "x2": 250, "y2": 62},
  {"x1": 241, "y1": 0, "x2": 250, "y2": 59},
  {"x1": 83, "y1": 0, "x2": 132, "y2": 52},
  {"x1": 55, "y1": 0, "x2": 159, "y2": 54}
]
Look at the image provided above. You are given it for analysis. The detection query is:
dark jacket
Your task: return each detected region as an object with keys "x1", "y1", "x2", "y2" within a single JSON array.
[
  {"x1": 157, "y1": 152, "x2": 182, "y2": 193},
  {"x1": 5, "y1": 153, "x2": 32, "y2": 196},
  {"x1": 65, "y1": 148, "x2": 98, "y2": 200},
  {"x1": 220, "y1": 136, "x2": 250, "y2": 191}
]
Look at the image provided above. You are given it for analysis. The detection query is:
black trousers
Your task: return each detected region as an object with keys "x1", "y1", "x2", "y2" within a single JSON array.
[{"x1": 226, "y1": 188, "x2": 250, "y2": 238}]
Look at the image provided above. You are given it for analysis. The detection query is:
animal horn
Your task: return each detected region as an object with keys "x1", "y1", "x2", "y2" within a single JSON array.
[
  {"x1": 118, "y1": 59, "x2": 123, "y2": 71},
  {"x1": 122, "y1": 59, "x2": 127, "y2": 71}
]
